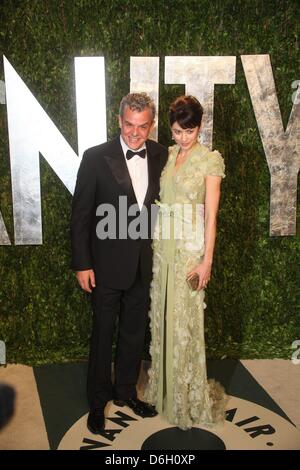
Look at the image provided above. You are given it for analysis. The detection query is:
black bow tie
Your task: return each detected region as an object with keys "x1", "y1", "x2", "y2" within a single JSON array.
[{"x1": 126, "y1": 149, "x2": 146, "y2": 160}]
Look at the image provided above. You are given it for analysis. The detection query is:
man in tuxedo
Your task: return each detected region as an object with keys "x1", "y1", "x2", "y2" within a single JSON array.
[{"x1": 71, "y1": 93, "x2": 167, "y2": 433}]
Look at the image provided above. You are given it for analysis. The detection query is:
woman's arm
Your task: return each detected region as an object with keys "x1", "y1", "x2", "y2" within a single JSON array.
[{"x1": 187, "y1": 175, "x2": 222, "y2": 290}]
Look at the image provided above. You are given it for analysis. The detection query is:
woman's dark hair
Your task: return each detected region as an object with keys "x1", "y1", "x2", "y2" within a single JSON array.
[{"x1": 169, "y1": 95, "x2": 203, "y2": 129}]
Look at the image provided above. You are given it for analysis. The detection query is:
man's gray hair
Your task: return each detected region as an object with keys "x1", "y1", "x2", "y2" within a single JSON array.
[{"x1": 119, "y1": 92, "x2": 156, "y2": 120}]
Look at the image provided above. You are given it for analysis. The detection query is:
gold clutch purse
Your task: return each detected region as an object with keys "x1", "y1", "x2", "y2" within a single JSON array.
[{"x1": 186, "y1": 273, "x2": 199, "y2": 291}]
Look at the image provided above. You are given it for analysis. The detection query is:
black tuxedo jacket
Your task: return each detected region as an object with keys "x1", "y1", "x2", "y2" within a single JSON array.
[{"x1": 70, "y1": 136, "x2": 168, "y2": 289}]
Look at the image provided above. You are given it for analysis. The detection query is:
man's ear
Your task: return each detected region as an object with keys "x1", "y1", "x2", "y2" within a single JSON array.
[{"x1": 118, "y1": 115, "x2": 122, "y2": 128}]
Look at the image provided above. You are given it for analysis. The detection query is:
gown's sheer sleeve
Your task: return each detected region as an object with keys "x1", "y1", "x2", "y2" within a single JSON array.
[{"x1": 205, "y1": 150, "x2": 225, "y2": 178}]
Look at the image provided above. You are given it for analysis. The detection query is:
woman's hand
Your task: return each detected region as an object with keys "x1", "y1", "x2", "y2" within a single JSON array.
[{"x1": 187, "y1": 260, "x2": 212, "y2": 290}]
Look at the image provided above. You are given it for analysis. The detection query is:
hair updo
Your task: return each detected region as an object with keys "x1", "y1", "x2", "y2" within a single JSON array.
[{"x1": 169, "y1": 95, "x2": 203, "y2": 129}]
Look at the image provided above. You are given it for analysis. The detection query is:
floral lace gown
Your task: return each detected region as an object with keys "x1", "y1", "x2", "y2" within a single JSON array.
[{"x1": 144, "y1": 142, "x2": 227, "y2": 430}]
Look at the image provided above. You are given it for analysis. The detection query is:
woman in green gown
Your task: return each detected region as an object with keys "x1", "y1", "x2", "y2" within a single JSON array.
[{"x1": 144, "y1": 95, "x2": 227, "y2": 430}]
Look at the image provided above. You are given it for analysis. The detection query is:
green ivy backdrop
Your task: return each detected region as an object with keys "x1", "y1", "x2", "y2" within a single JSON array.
[{"x1": 0, "y1": 0, "x2": 299, "y2": 363}]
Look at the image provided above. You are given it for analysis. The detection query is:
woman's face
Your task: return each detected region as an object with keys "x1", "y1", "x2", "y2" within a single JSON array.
[{"x1": 171, "y1": 122, "x2": 200, "y2": 151}]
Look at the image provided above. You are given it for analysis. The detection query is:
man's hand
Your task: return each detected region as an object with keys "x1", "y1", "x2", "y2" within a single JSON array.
[{"x1": 76, "y1": 269, "x2": 96, "y2": 293}]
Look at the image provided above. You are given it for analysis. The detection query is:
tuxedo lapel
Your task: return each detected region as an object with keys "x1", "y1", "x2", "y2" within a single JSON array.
[
  {"x1": 143, "y1": 140, "x2": 160, "y2": 208},
  {"x1": 103, "y1": 137, "x2": 137, "y2": 204}
]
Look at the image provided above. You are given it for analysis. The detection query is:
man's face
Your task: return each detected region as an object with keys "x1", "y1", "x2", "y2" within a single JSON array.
[{"x1": 119, "y1": 106, "x2": 154, "y2": 150}]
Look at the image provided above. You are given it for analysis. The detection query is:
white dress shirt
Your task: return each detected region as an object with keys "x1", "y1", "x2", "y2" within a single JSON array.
[{"x1": 120, "y1": 136, "x2": 148, "y2": 210}]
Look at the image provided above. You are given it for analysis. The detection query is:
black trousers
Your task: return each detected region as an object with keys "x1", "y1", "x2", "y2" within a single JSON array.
[{"x1": 87, "y1": 259, "x2": 150, "y2": 409}]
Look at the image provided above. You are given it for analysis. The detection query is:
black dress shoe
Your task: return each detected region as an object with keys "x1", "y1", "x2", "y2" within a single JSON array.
[
  {"x1": 114, "y1": 397, "x2": 157, "y2": 418},
  {"x1": 87, "y1": 408, "x2": 105, "y2": 434}
]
